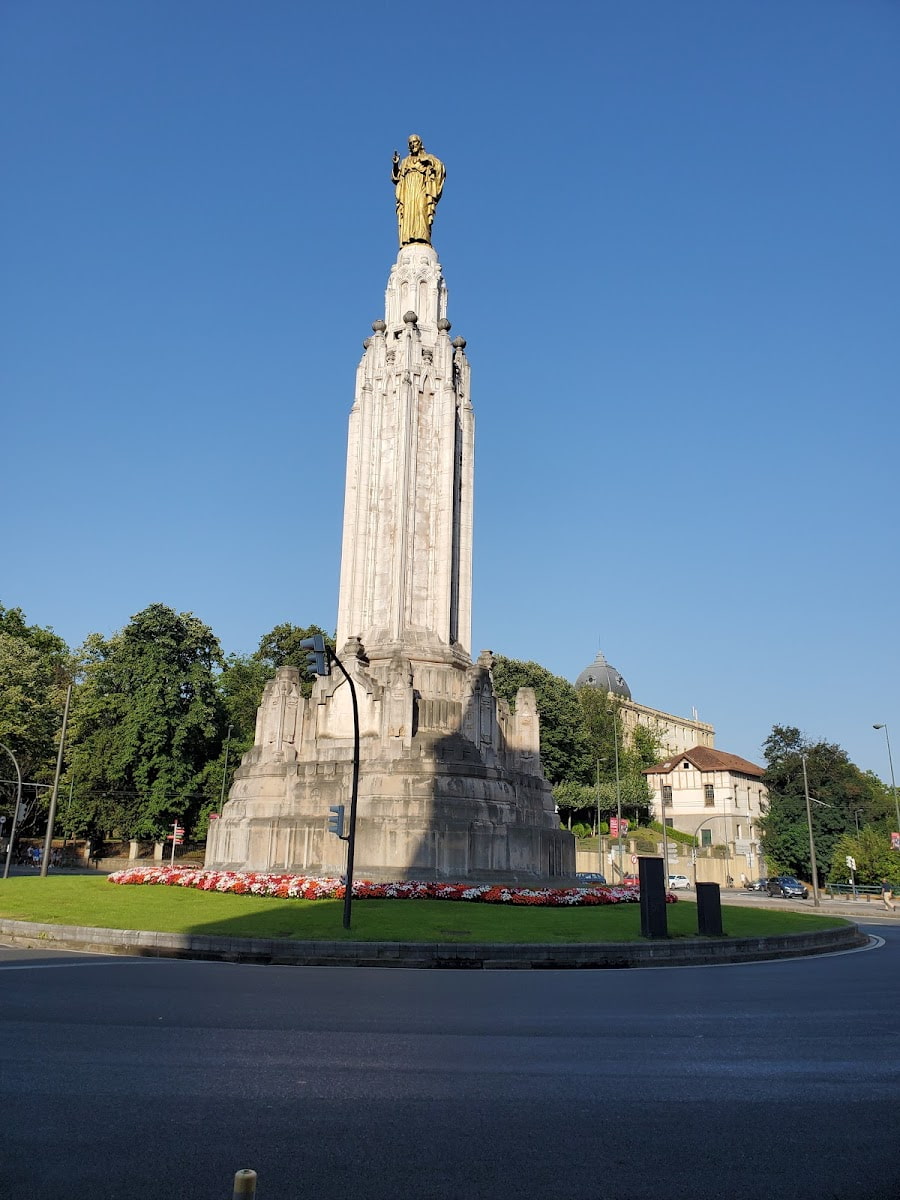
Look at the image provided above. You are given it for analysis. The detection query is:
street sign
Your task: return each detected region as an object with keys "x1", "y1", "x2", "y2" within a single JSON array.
[
  {"x1": 630, "y1": 855, "x2": 637, "y2": 864},
  {"x1": 846, "y1": 855, "x2": 857, "y2": 871}
]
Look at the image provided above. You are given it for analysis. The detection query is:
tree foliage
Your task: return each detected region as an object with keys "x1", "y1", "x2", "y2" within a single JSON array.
[
  {"x1": 760, "y1": 724, "x2": 887, "y2": 881},
  {"x1": 253, "y1": 622, "x2": 335, "y2": 698},
  {"x1": 0, "y1": 606, "x2": 73, "y2": 829},
  {"x1": 491, "y1": 656, "x2": 592, "y2": 786},
  {"x1": 828, "y1": 827, "x2": 900, "y2": 887},
  {"x1": 66, "y1": 605, "x2": 225, "y2": 840}
]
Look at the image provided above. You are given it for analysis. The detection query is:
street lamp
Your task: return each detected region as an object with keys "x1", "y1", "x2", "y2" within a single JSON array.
[
  {"x1": 873, "y1": 724, "x2": 900, "y2": 838},
  {"x1": 801, "y1": 754, "x2": 820, "y2": 907},
  {"x1": 691, "y1": 815, "x2": 718, "y2": 890},
  {"x1": 0, "y1": 742, "x2": 23, "y2": 880}
]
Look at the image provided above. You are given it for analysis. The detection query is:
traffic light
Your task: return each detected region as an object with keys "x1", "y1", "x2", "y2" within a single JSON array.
[
  {"x1": 327, "y1": 804, "x2": 345, "y2": 838},
  {"x1": 299, "y1": 634, "x2": 330, "y2": 676}
]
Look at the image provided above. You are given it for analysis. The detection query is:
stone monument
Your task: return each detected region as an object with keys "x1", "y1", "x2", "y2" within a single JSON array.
[{"x1": 205, "y1": 138, "x2": 574, "y2": 882}]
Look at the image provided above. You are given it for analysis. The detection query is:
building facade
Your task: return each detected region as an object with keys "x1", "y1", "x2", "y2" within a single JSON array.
[
  {"x1": 644, "y1": 746, "x2": 768, "y2": 877},
  {"x1": 574, "y1": 649, "x2": 715, "y2": 755}
]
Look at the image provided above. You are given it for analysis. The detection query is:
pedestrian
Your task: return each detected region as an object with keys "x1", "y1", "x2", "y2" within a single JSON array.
[
  {"x1": 740, "y1": 872, "x2": 748, "y2": 889},
  {"x1": 881, "y1": 879, "x2": 896, "y2": 912}
]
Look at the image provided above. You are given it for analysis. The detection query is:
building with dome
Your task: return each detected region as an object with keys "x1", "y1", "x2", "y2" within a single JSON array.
[
  {"x1": 573, "y1": 649, "x2": 767, "y2": 878},
  {"x1": 574, "y1": 649, "x2": 714, "y2": 756}
]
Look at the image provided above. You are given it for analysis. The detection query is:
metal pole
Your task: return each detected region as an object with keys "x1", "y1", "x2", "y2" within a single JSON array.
[
  {"x1": 692, "y1": 816, "x2": 717, "y2": 890},
  {"x1": 614, "y1": 717, "x2": 623, "y2": 878},
  {"x1": 659, "y1": 784, "x2": 670, "y2": 888},
  {"x1": 801, "y1": 754, "x2": 820, "y2": 907},
  {"x1": 219, "y1": 724, "x2": 234, "y2": 810},
  {"x1": 873, "y1": 725, "x2": 900, "y2": 836},
  {"x1": 1, "y1": 743, "x2": 23, "y2": 880},
  {"x1": 596, "y1": 759, "x2": 603, "y2": 876},
  {"x1": 41, "y1": 683, "x2": 72, "y2": 876},
  {"x1": 328, "y1": 651, "x2": 360, "y2": 931}
]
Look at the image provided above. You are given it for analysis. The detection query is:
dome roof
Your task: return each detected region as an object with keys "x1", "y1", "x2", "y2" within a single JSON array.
[{"x1": 575, "y1": 650, "x2": 632, "y2": 699}]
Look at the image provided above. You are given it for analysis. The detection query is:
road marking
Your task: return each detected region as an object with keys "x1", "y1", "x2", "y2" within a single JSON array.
[{"x1": 643, "y1": 933, "x2": 885, "y2": 970}]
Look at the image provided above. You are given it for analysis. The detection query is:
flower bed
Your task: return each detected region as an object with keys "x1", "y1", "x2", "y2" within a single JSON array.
[{"x1": 107, "y1": 866, "x2": 677, "y2": 906}]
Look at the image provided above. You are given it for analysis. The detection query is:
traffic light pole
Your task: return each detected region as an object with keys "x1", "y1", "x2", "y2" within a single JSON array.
[{"x1": 326, "y1": 650, "x2": 360, "y2": 931}]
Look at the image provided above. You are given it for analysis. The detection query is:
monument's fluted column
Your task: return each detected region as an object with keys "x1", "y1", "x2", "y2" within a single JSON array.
[{"x1": 336, "y1": 242, "x2": 472, "y2": 659}]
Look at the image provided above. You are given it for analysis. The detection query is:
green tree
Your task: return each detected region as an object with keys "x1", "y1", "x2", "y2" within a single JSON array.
[
  {"x1": 0, "y1": 606, "x2": 73, "y2": 830},
  {"x1": 828, "y1": 827, "x2": 900, "y2": 887},
  {"x1": 760, "y1": 724, "x2": 884, "y2": 882},
  {"x1": 253, "y1": 622, "x2": 335, "y2": 698},
  {"x1": 551, "y1": 780, "x2": 605, "y2": 831},
  {"x1": 491, "y1": 656, "x2": 592, "y2": 786},
  {"x1": 67, "y1": 605, "x2": 226, "y2": 840},
  {"x1": 575, "y1": 685, "x2": 656, "y2": 821}
]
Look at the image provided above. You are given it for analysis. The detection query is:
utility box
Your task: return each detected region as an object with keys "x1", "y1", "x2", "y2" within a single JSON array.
[
  {"x1": 696, "y1": 882, "x2": 723, "y2": 936},
  {"x1": 638, "y1": 856, "x2": 669, "y2": 938}
]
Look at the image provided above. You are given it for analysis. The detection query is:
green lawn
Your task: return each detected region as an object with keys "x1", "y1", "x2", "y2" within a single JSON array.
[{"x1": 0, "y1": 876, "x2": 849, "y2": 943}]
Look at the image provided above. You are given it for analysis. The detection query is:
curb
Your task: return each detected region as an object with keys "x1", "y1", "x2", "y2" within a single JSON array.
[{"x1": 0, "y1": 917, "x2": 868, "y2": 969}]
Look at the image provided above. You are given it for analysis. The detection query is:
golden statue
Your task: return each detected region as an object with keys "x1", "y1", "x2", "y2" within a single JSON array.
[{"x1": 391, "y1": 134, "x2": 445, "y2": 247}]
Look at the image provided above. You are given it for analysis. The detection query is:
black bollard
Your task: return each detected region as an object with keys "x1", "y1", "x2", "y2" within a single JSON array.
[
  {"x1": 696, "y1": 882, "x2": 723, "y2": 936},
  {"x1": 638, "y1": 856, "x2": 669, "y2": 938}
]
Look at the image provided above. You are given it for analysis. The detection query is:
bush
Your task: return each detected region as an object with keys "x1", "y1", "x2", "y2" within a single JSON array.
[
  {"x1": 632, "y1": 832, "x2": 658, "y2": 853},
  {"x1": 647, "y1": 821, "x2": 697, "y2": 846}
]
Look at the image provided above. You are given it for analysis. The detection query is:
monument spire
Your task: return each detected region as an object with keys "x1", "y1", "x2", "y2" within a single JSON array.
[{"x1": 335, "y1": 239, "x2": 473, "y2": 658}]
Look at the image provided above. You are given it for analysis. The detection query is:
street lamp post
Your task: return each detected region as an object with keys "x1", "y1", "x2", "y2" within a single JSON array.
[
  {"x1": 41, "y1": 683, "x2": 72, "y2": 877},
  {"x1": 801, "y1": 754, "x2": 821, "y2": 907},
  {"x1": 1, "y1": 742, "x2": 23, "y2": 880},
  {"x1": 613, "y1": 717, "x2": 624, "y2": 880},
  {"x1": 300, "y1": 636, "x2": 360, "y2": 932},
  {"x1": 873, "y1": 724, "x2": 900, "y2": 838},
  {"x1": 691, "y1": 816, "x2": 718, "y2": 890}
]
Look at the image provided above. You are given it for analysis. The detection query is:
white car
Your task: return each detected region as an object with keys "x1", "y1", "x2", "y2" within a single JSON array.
[{"x1": 667, "y1": 874, "x2": 691, "y2": 890}]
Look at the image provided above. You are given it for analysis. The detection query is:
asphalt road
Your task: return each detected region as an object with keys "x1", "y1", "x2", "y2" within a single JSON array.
[{"x1": 1, "y1": 921, "x2": 897, "y2": 1200}]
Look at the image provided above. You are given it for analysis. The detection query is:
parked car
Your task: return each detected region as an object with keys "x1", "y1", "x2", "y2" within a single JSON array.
[
  {"x1": 576, "y1": 872, "x2": 607, "y2": 886},
  {"x1": 667, "y1": 874, "x2": 691, "y2": 890},
  {"x1": 621, "y1": 874, "x2": 640, "y2": 886},
  {"x1": 766, "y1": 875, "x2": 809, "y2": 899},
  {"x1": 747, "y1": 878, "x2": 769, "y2": 891}
]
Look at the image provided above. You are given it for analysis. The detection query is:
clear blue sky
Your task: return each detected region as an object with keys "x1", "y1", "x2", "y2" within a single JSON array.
[{"x1": 3, "y1": 1, "x2": 898, "y2": 778}]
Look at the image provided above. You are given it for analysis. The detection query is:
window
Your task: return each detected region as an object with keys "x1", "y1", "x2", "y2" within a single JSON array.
[
  {"x1": 662, "y1": 785, "x2": 672, "y2": 806},
  {"x1": 704, "y1": 784, "x2": 715, "y2": 807},
  {"x1": 701, "y1": 828, "x2": 712, "y2": 847},
  {"x1": 682, "y1": 762, "x2": 690, "y2": 769}
]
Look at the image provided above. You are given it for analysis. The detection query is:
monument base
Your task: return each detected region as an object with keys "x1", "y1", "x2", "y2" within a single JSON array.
[{"x1": 205, "y1": 643, "x2": 575, "y2": 883}]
